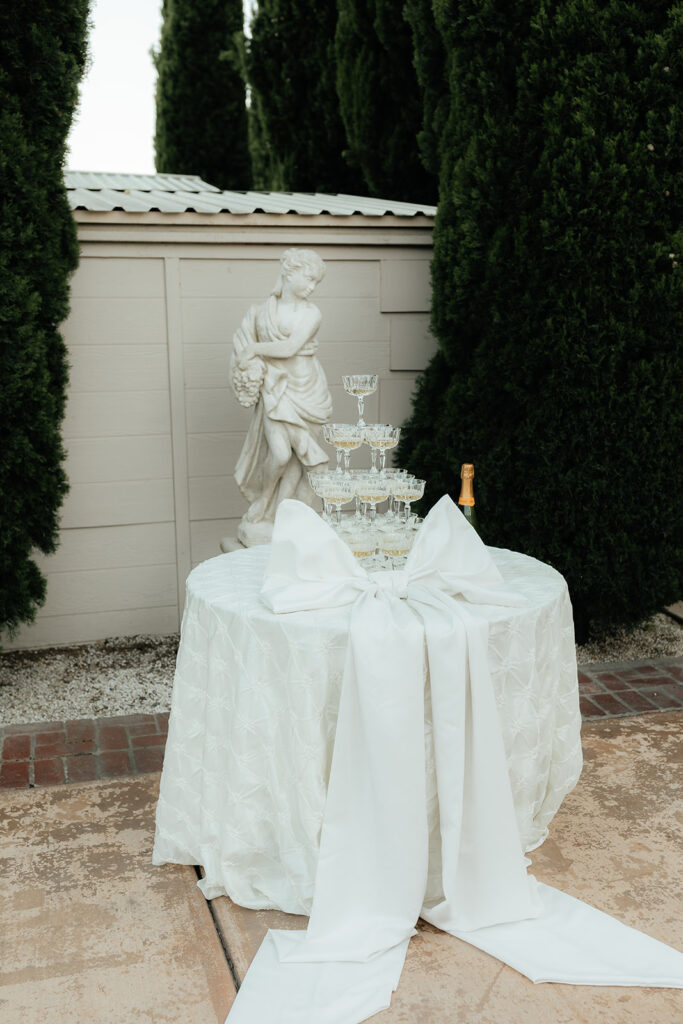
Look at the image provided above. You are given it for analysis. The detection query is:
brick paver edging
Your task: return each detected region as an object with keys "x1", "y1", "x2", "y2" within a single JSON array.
[
  {"x1": 578, "y1": 656, "x2": 683, "y2": 719},
  {"x1": 0, "y1": 712, "x2": 168, "y2": 790},
  {"x1": 1, "y1": 657, "x2": 681, "y2": 790}
]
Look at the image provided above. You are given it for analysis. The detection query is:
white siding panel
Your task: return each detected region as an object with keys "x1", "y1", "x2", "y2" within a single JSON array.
[
  {"x1": 63, "y1": 297, "x2": 167, "y2": 346},
  {"x1": 180, "y1": 259, "x2": 281, "y2": 297},
  {"x1": 70, "y1": 257, "x2": 165, "y2": 297},
  {"x1": 182, "y1": 298, "x2": 258, "y2": 345},
  {"x1": 319, "y1": 340, "x2": 390, "y2": 384},
  {"x1": 316, "y1": 298, "x2": 389, "y2": 343},
  {"x1": 389, "y1": 313, "x2": 438, "y2": 371},
  {"x1": 68, "y1": 345, "x2": 169, "y2": 393},
  {"x1": 60, "y1": 480, "x2": 175, "y2": 528},
  {"x1": 65, "y1": 436, "x2": 173, "y2": 483},
  {"x1": 189, "y1": 476, "x2": 246, "y2": 520},
  {"x1": 183, "y1": 345, "x2": 230, "y2": 389},
  {"x1": 4, "y1": 605, "x2": 179, "y2": 650},
  {"x1": 378, "y1": 377, "x2": 418, "y2": 430},
  {"x1": 34, "y1": 523, "x2": 177, "y2": 573},
  {"x1": 187, "y1": 434, "x2": 244, "y2": 478},
  {"x1": 63, "y1": 391, "x2": 171, "y2": 438},
  {"x1": 39, "y1": 564, "x2": 177, "y2": 617},
  {"x1": 316, "y1": 261, "x2": 379, "y2": 298},
  {"x1": 380, "y1": 260, "x2": 431, "y2": 312},
  {"x1": 190, "y1": 519, "x2": 241, "y2": 565},
  {"x1": 179, "y1": 258, "x2": 381, "y2": 299},
  {"x1": 185, "y1": 389, "x2": 251, "y2": 433}
]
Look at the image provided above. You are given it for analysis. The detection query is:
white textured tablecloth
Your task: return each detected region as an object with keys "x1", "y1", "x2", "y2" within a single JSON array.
[{"x1": 153, "y1": 543, "x2": 582, "y2": 914}]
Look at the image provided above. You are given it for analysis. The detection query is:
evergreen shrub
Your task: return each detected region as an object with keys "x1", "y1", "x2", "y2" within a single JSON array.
[
  {"x1": 397, "y1": 0, "x2": 683, "y2": 635},
  {"x1": 0, "y1": 2, "x2": 88, "y2": 638},
  {"x1": 335, "y1": 0, "x2": 436, "y2": 202},
  {"x1": 247, "y1": 0, "x2": 365, "y2": 193},
  {"x1": 154, "y1": 0, "x2": 250, "y2": 189}
]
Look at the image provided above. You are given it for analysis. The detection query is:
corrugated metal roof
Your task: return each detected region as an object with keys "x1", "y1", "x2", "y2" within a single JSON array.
[{"x1": 64, "y1": 171, "x2": 436, "y2": 217}]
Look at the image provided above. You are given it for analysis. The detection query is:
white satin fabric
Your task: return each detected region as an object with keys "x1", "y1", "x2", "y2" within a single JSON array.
[{"x1": 223, "y1": 498, "x2": 683, "y2": 1023}]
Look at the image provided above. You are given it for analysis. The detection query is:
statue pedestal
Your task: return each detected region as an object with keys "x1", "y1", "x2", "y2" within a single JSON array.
[
  {"x1": 237, "y1": 518, "x2": 274, "y2": 547},
  {"x1": 220, "y1": 518, "x2": 274, "y2": 554},
  {"x1": 219, "y1": 536, "x2": 244, "y2": 554}
]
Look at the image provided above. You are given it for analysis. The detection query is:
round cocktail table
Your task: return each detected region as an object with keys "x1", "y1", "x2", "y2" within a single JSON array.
[{"x1": 153, "y1": 544, "x2": 582, "y2": 915}]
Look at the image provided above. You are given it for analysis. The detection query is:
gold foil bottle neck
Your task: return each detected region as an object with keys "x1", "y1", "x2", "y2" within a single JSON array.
[{"x1": 458, "y1": 463, "x2": 475, "y2": 506}]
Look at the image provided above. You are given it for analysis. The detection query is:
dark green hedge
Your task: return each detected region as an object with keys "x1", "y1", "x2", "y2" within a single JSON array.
[
  {"x1": 335, "y1": 0, "x2": 436, "y2": 202},
  {"x1": 397, "y1": 0, "x2": 683, "y2": 636},
  {"x1": 154, "y1": 0, "x2": 250, "y2": 189},
  {"x1": 247, "y1": 0, "x2": 365, "y2": 193},
  {"x1": 0, "y1": 2, "x2": 88, "y2": 638}
]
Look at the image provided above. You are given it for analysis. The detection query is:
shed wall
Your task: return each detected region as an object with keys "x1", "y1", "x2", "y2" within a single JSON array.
[{"x1": 8, "y1": 222, "x2": 435, "y2": 649}]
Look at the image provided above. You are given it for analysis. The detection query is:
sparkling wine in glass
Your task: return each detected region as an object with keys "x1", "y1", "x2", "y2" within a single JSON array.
[
  {"x1": 379, "y1": 528, "x2": 415, "y2": 569},
  {"x1": 342, "y1": 374, "x2": 378, "y2": 427},
  {"x1": 345, "y1": 528, "x2": 378, "y2": 566},
  {"x1": 321, "y1": 475, "x2": 355, "y2": 525},
  {"x1": 381, "y1": 468, "x2": 408, "y2": 518},
  {"x1": 391, "y1": 477, "x2": 425, "y2": 521},
  {"x1": 327, "y1": 423, "x2": 365, "y2": 474},
  {"x1": 364, "y1": 424, "x2": 401, "y2": 474},
  {"x1": 354, "y1": 473, "x2": 389, "y2": 523}
]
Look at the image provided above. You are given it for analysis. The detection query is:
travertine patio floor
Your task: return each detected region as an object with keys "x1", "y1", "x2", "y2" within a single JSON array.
[{"x1": 1, "y1": 713, "x2": 681, "y2": 1024}]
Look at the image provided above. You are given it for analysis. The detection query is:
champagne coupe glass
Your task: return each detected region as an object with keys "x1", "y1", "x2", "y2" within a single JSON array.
[
  {"x1": 347, "y1": 467, "x2": 365, "y2": 519},
  {"x1": 308, "y1": 470, "x2": 333, "y2": 521},
  {"x1": 381, "y1": 468, "x2": 408, "y2": 519},
  {"x1": 364, "y1": 424, "x2": 401, "y2": 474},
  {"x1": 329, "y1": 423, "x2": 365, "y2": 473},
  {"x1": 321, "y1": 475, "x2": 355, "y2": 525},
  {"x1": 379, "y1": 526, "x2": 415, "y2": 569},
  {"x1": 345, "y1": 527, "x2": 378, "y2": 567},
  {"x1": 342, "y1": 374, "x2": 378, "y2": 427},
  {"x1": 355, "y1": 473, "x2": 389, "y2": 523},
  {"x1": 322, "y1": 423, "x2": 343, "y2": 473},
  {"x1": 392, "y1": 477, "x2": 425, "y2": 521}
]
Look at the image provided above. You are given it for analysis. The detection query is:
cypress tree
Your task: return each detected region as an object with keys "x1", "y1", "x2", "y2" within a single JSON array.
[
  {"x1": 154, "y1": 0, "x2": 251, "y2": 189},
  {"x1": 398, "y1": 1, "x2": 683, "y2": 635},
  {"x1": 403, "y1": 0, "x2": 448, "y2": 178},
  {"x1": 247, "y1": 0, "x2": 365, "y2": 193},
  {"x1": 0, "y1": 1, "x2": 88, "y2": 638},
  {"x1": 335, "y1": 0, "x2": 436, "y2": 202}
]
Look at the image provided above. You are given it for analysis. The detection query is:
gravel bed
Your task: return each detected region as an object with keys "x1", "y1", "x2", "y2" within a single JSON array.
[
  {"x1": 0, "y1": 614, "x2": 681, "y2": 728},
  {"x1": 0, "y1": 634, "x2": 179, "y2": 727},
  {"x1": 575, "y1": 612, "x2": 683, "y2": 665}
]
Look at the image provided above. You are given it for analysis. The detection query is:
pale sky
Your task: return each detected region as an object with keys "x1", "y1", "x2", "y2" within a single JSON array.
[
  {"x1": 67, "y1": 0, "x2": 162, "y2": 173},
  {"x1": 67, "y1": 0, "x2": 255, "y2": 175}
]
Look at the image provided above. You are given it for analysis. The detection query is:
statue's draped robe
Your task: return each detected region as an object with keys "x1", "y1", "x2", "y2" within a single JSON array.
[{"x1": 234, "y1": 296, "x2": 333, "y2": 519}]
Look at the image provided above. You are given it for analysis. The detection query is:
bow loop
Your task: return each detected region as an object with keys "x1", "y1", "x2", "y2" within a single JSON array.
[{"x1": 261, "y1": 500, "x2": 370, "y2": 614}]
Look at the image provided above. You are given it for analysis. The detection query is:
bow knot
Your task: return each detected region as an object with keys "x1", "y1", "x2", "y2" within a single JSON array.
[{"x1": 370, "y1": 568, "x2": 409, "y2": 600}]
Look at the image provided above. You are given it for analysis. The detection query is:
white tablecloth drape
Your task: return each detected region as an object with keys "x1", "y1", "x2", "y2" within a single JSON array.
[
  {"x1": 156, "y1": 499, "x2": 683, "y2": 1024},
  {"x1": 154, "y1": 512, "x2": 582, "y2": 913}
]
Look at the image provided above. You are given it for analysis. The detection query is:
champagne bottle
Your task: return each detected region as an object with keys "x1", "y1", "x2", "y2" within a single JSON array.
[{"x1": 458, "y1": 463, "x2": 479, "y2": 533}]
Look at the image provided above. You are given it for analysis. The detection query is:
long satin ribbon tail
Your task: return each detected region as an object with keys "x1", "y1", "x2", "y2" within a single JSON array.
[
  {"x1": 438, "y1": 883, "x2": 683, "y2": 987},
  {"x1": 226, "y1": 930, "x2": 411, "y2": 1024}
]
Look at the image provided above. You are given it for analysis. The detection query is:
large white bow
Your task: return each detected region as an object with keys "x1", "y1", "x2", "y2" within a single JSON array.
[{"x1": 227, "y1": 497, "x2": 683, "y2": 1024}]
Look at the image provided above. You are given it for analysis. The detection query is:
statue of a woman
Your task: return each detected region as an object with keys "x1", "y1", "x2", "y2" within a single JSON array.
[{"x1": 230, "y1": 248, "x2": 333, "y2": 546}]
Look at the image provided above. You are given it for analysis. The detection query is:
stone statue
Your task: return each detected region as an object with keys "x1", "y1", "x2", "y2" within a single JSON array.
[{"x1": 229, "y1": 248, "x2": 333, "y2": 547}]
